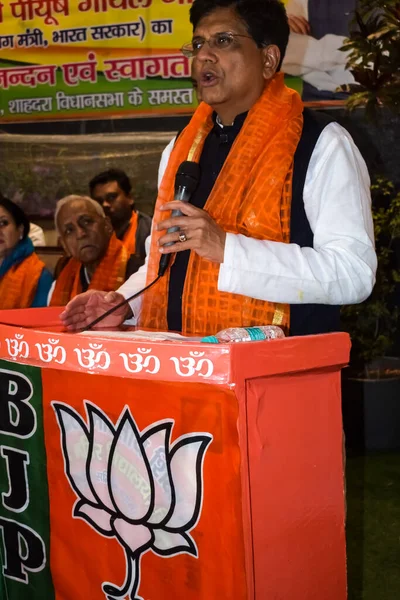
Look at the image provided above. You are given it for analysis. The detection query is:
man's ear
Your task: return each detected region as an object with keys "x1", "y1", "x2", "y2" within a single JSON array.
[{"x1": 261, "y1": 44, "x2": 281, "y2": 80}]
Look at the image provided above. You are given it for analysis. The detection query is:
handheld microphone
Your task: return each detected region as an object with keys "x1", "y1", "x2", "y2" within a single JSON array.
[
  {"x1": 158, "y1": 160, "x2": 201, "y2": 276},
  {"x1": 83, "y1": 161, "x2": 200, "y2": 331}
]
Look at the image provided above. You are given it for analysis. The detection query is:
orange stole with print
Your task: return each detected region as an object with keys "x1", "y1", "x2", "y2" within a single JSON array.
[
  {"x1": 140, "y1": 73, "x2": 304, "y2": 335},
  {"x1": 50, "y1": 234, "x2": 129, "y2": 306},
  {"x1": 121, "y1": 210, "x2": 139, "y2": 254},
  {"x1": 0, "y1": 252, "x2": 45, "y2": 309}
]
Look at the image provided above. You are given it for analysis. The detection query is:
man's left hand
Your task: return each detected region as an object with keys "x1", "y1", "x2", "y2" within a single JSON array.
[{"x1": 157, "y1": 201, "x2": 226, "y2": 264}]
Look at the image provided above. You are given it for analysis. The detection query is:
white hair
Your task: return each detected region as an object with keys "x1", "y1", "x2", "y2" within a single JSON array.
[{"x1": 54, "y1": 195, "x2": 105, "y2": 235}]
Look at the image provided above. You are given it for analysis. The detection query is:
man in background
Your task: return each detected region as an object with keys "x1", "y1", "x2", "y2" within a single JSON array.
[
  {"x1": 49, "y1": 195, "x2": 133, "y2": 305},
  {"x1": 283, "y1": 0, "x2": 356, "y2": 101},
  {"x1": 89, "y1": 168, "x2": 151, "y2": 272}
]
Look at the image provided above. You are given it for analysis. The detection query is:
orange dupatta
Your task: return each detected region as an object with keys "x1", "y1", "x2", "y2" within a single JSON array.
[
  {"x1": 50, "y1": 233, "x2": 129, "y2": 306},
  {"x1": 0, "y1": 252, "x2": 45, "y2": 309},
  {"x1": 140, "y1": 74, "x2": 304, "y2": 335},
  {"x1": 121, "y1": 210, "x2": 138, "y2": 254}
]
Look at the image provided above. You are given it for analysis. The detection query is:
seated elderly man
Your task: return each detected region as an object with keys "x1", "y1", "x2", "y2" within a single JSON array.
[{"x1": 49, "y1": 195, "x2": 132, "y2": 306}]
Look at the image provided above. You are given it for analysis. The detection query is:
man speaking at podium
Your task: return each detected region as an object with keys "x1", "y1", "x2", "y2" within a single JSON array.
[{"x1": 61, "y1": 0, "x2": 376, "y2": 337}]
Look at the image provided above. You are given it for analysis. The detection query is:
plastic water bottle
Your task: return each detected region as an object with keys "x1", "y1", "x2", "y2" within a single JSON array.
[{"x1": 201, "y1": 325, "x2": 285, "y2": 344}]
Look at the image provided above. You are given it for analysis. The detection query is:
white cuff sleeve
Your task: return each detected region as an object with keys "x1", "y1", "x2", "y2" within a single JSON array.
[{"x1": 218, "y1": 123, "x2": 377, "y2": 306}]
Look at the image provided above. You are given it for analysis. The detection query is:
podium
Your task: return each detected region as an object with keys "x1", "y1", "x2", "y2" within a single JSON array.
[{"x1": 0, "y1": 308, "x2": 349, "y2": 600}]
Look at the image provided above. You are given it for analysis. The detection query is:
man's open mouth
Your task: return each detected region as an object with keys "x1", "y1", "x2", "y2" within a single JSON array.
[{"x1": 200, "y1": 71, "x2": 219, "y2": 86}]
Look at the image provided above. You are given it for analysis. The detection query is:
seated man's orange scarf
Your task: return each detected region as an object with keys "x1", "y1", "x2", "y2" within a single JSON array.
[
  {"x1": 121, "y1": 211, "x2": 138, "y2": 254},
  {"x1": 50, "y1": 233, "x2": 129, "y2": 306},
  {"x1": 0, "y1": 246, "x2": 45, "y2": 309},
  {"x1": 141, "y1": 73, "x2": 304, "y2": 336}
]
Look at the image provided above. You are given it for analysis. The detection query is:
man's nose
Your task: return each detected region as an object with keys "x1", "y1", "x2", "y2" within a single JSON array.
[
  {"x1": 102, "y1": 199, "x2": 110, "y2": 208},
  {"x1": 195, "y1": 41, "x2": 218, "y2": 62},
  {"x1": 76, "y1": 225, "x2": 87, "y2": 239}
]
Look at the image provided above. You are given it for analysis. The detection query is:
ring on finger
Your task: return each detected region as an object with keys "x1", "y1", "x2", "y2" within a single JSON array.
[{"x1": 178, "y1": 232, "x2": 187, "y2": 243}]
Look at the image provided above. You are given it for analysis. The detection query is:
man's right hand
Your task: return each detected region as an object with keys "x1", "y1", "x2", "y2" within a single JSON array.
[
  {"x1": 60, "y1": 290, "x2": 132, "y2": 332},
  {"x1": 287, "y1": 15, "x2": 310, "y2": 35}
]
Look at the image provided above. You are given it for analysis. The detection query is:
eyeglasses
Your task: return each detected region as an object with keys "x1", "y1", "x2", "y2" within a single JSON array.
[{"x1": 181, "y1": 31, "x2": 254, "y2": 58}]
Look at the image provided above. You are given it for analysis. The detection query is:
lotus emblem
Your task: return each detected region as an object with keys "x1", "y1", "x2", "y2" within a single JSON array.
[{"x1": 53, "y1": 401, "x2": 212, "y2": 600}]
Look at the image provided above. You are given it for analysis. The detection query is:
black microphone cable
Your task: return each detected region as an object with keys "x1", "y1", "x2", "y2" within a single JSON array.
[
  {"x1": 84, "y1": 274, "x2": 162, "y2": 331},
  {"x1": 83, "y1": 239, "x2": 178, "y2": 331},
  {"x1": 84, "y1": 231, "x2": 182, "y2": 330}
]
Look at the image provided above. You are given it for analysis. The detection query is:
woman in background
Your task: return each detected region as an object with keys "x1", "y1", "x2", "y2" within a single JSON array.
[{"x1": 0, "y1": 196, "x2": 53, "y2": 309}]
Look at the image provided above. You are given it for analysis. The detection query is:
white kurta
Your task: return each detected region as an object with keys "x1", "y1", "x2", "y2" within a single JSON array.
[{"x1": 118, "y1": 122, "x2": 376, "y2": 323}]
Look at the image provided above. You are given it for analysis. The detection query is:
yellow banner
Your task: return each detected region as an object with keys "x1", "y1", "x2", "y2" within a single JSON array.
[{"x1": 0, "y1": 0, "x2": 196, "y2": 121}]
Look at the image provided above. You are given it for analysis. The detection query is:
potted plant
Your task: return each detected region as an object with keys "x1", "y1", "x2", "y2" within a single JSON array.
[
  {"x1": 341, "y1": 177, "x2": 400, "y2": 450},
  {"x1": 330, "y1": 0, "x2": 400, "y2": 199}
]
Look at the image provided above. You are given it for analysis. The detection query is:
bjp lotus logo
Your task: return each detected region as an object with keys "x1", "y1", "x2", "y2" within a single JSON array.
[{"x1": 53, "y1": 401, "x2": 213, "y2": 600}]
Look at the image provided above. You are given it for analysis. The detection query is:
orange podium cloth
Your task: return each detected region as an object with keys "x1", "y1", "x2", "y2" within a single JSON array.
[
  {"x1": 141, "y1": 74, "x2": 304, "y2": 335},
  {"x1": 0, "y1": 308, "x2": 349, "y2": 600}
]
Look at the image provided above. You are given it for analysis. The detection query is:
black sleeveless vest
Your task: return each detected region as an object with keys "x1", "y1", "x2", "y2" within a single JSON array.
[
  {"x1": 167, "y1": 108, "x2": 341, "y2": 336},
  {"x1": 289, "y1": 108, "x2": 340, "y2": 336}
]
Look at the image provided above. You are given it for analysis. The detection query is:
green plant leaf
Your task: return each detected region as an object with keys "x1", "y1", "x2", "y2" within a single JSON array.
[{"x1": 342, "y1": 0, "x2": 400, "y2": 116}]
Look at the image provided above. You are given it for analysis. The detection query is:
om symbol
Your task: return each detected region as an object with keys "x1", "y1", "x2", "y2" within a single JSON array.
[
  {"x1": 119, "y1": 348, "x2": 160, "y2": 374},
  {"x1": 5, "y1": 334, "x2": 29, "y2": 359},
  {"x1": 74, "y1": 343, "x2": 111, "y2": 371},
  {"x1": 35, "y1": 338, "x2": 66, "y2": 364},
  {"x1": 170, "y1": 351, "x2": 214, "y2": 379}
]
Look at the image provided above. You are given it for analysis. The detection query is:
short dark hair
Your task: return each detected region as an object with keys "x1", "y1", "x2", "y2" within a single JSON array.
[
  {"x1": 0, "y1": 195, "x2": 30, "y2": 239},
  {"x1": 190, "y1": 0, "x2": 289, "y2": 70},
  {"x1": 89, "y1": 168, "x2": 132, "y2": 197}
]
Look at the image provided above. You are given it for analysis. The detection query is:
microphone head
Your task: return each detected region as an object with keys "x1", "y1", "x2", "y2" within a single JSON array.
[{"x1": 175, "y1": 161, "x2": 201, "y2": 195}]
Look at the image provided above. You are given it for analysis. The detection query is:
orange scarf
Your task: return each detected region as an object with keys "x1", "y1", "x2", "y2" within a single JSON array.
[
  {"x1": 0, "y1": 253, "x2": 45, "y2": 309},
  {"x1": 140, "y1": 74, "x2": 303, "y2": 335},
  {"x1": 122, "y1": 210, "x2": 138, "y2": 254},
  {"x1": 50, "y1": 233, "x2": 129, "y2": 306}
]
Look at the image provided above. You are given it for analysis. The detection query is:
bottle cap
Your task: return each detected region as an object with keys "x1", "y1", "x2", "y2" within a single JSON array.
[
  {"x1": 245, "y1": 327, "x2": 266, "y2": 341},
  {"x1": 201, "y1": 335, "x2": 219, "y2": 343}
]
